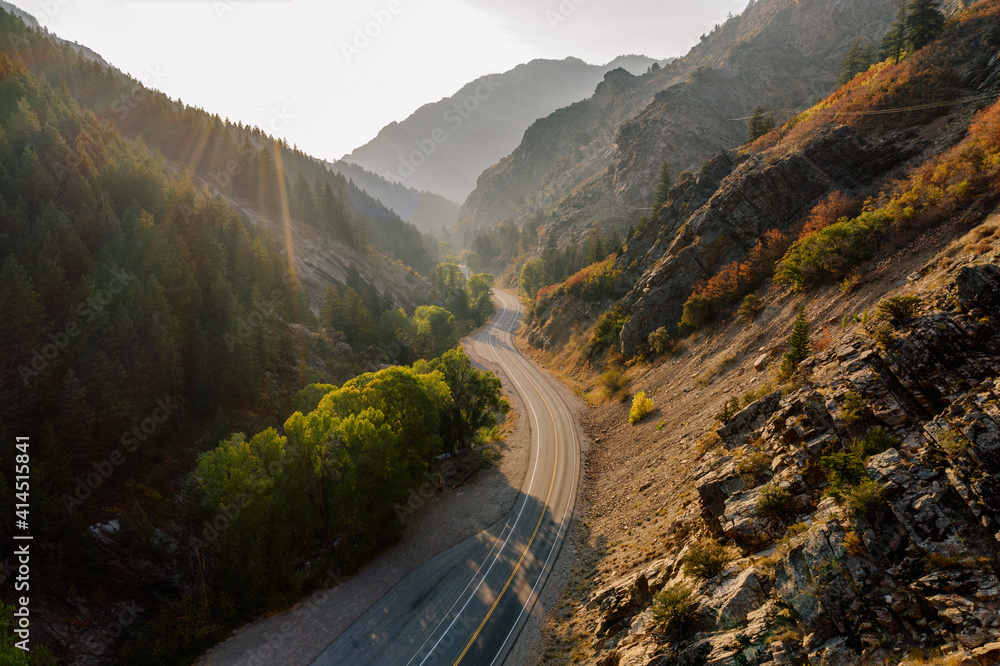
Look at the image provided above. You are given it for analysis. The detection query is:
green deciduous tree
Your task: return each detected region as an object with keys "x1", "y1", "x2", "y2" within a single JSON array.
[
  {"x1": 193, "y1": 428, "x2": 289, "y2": 608},
  {"x1": 466, "y1": 273, "x2": 496, "y2": 325},
  {"x1": 337, "y1": 366, "x2": 445, "y2": 472},
  {"x1": 328, "y1": 408, "x2": 408, "y2": 553},
  {"x1": 413, "y1": 305, "x2": 458, "y2": 359},
  {"x1": 519, "y1": 258, "x2": 546, "y2": 299},
  {"x1": 417, "y1": 348, "x2": 509, "y2": 451}
]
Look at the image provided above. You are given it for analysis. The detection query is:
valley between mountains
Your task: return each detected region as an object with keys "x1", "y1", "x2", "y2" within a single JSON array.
[{"x1": 4, "y1": 0, "x2": 1000, "y2": 664}]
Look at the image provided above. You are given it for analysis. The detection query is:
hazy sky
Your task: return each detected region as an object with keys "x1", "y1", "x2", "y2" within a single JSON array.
[{"x1": 10, "y1": 0, "x2": 746, "y2": 160}]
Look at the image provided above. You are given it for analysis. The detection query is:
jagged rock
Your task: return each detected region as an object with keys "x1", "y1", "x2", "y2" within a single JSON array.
[
  {"x1": 721, "y1": 487, "x2": 785, "y2": 550},
  {"x1": 772, "y1": 519, "x2": 860, "y2": 639},
  {"x1": 972, "y1": 642, "x2": 1000, "y2": 665},
  {"x1": 867, "y1": 449, "x2": 993, "y2": 559},
  {"x1": 672, "y1": 638, "x2": 714, "y2": 665},
  {"x1": 713, "y1": 566, "x2": 770, "y2": 624},
  {"x1": 614, "y1": 641, "x2": 663, "y2": 666},
  {"x1": 912, "y1": 570, "x2": 1000, "y2": 648},
  {"x1": 808, "y1": 637, "x2": 861, "y2": 666},
  {"x1": 957, "y1": 264, "x2": 1000, "y2": 312},
  {"x1": 695, "y1": 458, "x2": 745, "y2": 533},
  {"x1": 591, "y1": 571, "x2": 652, "y2": 635},
  {"x1": 595, "y1": 650, "x2": 620, "y2": 666},
  {"x1": 717, "y1": 391, "x2": 783, "y2": 449},
  {"x1": 618, "y1": 117, "x2": 917, "y2": 355},
  {"x1": 643, "y1": 554, "x2": 684, "y2": 595},
  {"x1": 598, "y1": 259, "x2": 1000, "y2": 666},
  {"x1": 742, "y1": 601, "x2": 784, "y2": 644}
]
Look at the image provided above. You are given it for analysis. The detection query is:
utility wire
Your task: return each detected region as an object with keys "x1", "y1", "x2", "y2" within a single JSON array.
[{"x1": 727, "y1": 92, "x2": 998, "y2": 121}]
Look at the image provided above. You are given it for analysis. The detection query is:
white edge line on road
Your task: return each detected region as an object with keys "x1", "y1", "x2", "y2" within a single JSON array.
[
  {"x1": 487, "y1": 291, "x2": 581, "y2": 666},
  {"x1": 410, "y1": 291, "x2": 546, "y2": 666}
]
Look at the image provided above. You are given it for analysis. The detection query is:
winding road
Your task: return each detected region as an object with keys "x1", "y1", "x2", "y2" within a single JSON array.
[{"x1": 311, "y1": 290, "x2": 582, "y2": 666}]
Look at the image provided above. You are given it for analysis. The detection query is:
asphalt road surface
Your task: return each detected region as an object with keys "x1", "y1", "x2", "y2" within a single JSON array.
[{"x1": 311, "y1": 289, "x2": 582, "y2": 666}]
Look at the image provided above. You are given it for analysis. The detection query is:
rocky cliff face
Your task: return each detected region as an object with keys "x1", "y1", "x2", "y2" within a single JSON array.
[
  {"x1": 616, "y1": 124, "x2": 919, "y2": 355},
  {"x1": 615, "y1": 0, "x2": 1000, "y2": 357},
  {"x1": 457, "y1": 0, "x2": 898, "y2": 249},
  {"x1": 583, "y1": 256, "x2": 1000, "y2": 666}
]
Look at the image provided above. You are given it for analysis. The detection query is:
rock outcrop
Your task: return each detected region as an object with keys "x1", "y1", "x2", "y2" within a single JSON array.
[
  {"x1": 583, "y1": 255, "x2": 1000, "y2": 665},
  {"x1": 616, "y1": 125, "x2": 918, "y2": 355}
]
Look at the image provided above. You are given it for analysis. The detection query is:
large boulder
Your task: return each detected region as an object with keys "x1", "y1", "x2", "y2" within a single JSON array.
[
  {"x1": 957, "y1": 263, "x2": 1000, "y2": 312},
  {"x1": 713, "y1": 566, "x2": 770, "y2": 624}
]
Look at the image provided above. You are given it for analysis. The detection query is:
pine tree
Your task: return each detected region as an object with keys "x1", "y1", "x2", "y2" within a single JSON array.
[
  {"x1": 906, "y1": 0, "x2": 945, "y2": 51},
  {"x1": 0, "y1": 256, "x2": 45, "y2": 361},
  {"x1": 320, "y1": 285, "x2": 342, "y2": 331},
  {"x1": 840, "y1": 39, "x2": 864, "y2": 86},
  {"x1": 292, "y1": 172, "x2": 317, "y2": 224},
  {"x1": 861, "y1": 41, "x2": 878, "y2": 71},
  {"x1": 839, "y1": 39, "x2": 876, "y2": 86},
  {"x1": 653, "y1": 161, "x2": 674, "y2": 214},
  {"x1": 746, "y1": 106, "x2": 776, "y2": 143},
  {"x1": 780, "y1": 307, "x2": 811, "y2": 377},
  {"x1": 880, "y1": 1, "x2": 909, "y2": 64}
]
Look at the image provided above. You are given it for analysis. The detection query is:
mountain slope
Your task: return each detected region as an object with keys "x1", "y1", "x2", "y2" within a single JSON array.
[
  {"x1": 458, "y1": 0, "x2": 899, "y2": 254},
  {"x1": 614, "y1": 0, "x2": 1000, "y2": 356},
  {"x1": 0, "y1": 6, "x2": 437, "y2": 281},
  {"x1": 0, "y1": 0, "x2": 107, "y2": 65},
  {"x1": 518, "y1": 4, "x2": 1000, "y2": 663},
  {"x1": 343, "y1": 56, "x2": 664, "y2": 203},
  {"x1": 326, "y1": 158, "x2": 461, "y2": 234}
]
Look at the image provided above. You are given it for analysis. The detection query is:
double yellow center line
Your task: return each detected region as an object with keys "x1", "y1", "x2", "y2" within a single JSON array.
[{"x1": 452, "y1": 292, "x2": 561, "y2": 665}]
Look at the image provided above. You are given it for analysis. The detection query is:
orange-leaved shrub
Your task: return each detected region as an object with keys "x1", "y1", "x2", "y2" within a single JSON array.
[
  {"x1": 681, "y1": 229, "x2": 792, "y2": 328},
  {"x1": 750, "y1": 2, "x2": 1000, "y2": 153},
  {"x1": 799, "y1": 191, "x2": 859, "y2": 240},
  {"x1": 776, "y1": 97, "x2": 1000, "y2": 291},
  {"x1": 535, "y1": 256, "x2": 621, "y2": 306}
]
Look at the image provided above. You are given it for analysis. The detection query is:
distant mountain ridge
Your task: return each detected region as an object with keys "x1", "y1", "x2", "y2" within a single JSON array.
[
  {"x1": 458, "y1": 0, "x2": 900, "y2": 256},
  {"x1": 325, "y1": 159, "x2": 461, "y2": 234},
  {"x1": 343, "y1": 55, "x2": 669, "y2": 203}
]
